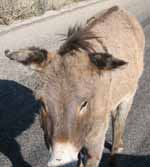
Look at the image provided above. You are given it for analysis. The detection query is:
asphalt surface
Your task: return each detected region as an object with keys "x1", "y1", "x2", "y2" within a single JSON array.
[{"x1": 1, "y1": 6, "x2": 150, "y2": 167}]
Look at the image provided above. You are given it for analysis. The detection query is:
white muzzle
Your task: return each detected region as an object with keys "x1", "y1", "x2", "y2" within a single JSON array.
[{"x1": 48, "y1": 142, "x2": 78, "y2": 167}]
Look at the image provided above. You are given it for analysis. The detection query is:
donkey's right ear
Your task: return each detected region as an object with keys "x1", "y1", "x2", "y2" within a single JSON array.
[{"x1": 5, "y1": 47, "x2": 55, "y2": 71}]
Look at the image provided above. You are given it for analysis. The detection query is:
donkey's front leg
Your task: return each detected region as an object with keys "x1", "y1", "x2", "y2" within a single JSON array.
[{"x1": 111, "y1": 94, "x2": 134, "y2": 155}]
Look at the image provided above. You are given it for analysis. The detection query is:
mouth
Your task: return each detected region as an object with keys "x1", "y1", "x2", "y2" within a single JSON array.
[
  {"x1": 47, "y1": 142, "x2": 78, "y2": 167},
  {"x1": 77, "y1": 147, "x2": 91, "y2": 167},
  {"x1": 47, "y1": 146, "x2": 91, "y2": 167}
]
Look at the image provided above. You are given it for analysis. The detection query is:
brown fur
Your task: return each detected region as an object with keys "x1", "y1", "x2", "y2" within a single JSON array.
[{"x1": 5, "y1": 6, "x2": 145, "y2": 167}]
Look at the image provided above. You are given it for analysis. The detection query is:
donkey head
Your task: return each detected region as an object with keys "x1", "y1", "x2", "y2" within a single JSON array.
[{"x1": 5, "y1": 26, "x2": 127, "y2": 167}]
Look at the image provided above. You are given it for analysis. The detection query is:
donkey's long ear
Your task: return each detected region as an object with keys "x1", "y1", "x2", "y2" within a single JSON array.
[
  {"x1": 5, "y1": 47, "x2": 55, "y2": 71},
  {"x1": 89, "y1": 52, "x2": 128, "y2": 70}
]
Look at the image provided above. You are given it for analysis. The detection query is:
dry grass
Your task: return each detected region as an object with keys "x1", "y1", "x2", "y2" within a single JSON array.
[{"x1": 0, "y1": 0, "x2": 85, "y2": 25}]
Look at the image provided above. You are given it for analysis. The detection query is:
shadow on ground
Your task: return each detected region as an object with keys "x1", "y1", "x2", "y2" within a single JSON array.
[
  {"x1": 60, "y1": 153, "x2": 150, "y2": 167},
  {"x1": 0, "y1": 80, "x2": 40, "y2": 167},
  {"x1": 101, "y1": 153, "x2": 150, "y2": 167}
]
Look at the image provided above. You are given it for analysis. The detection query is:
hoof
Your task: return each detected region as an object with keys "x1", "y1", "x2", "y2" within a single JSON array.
[{"x1": 111, "y1": 145, "x2": 124, "y2": 155}]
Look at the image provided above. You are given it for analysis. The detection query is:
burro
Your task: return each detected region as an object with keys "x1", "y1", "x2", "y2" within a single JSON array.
[{"x1": 5, "y1": 6, "x2": 145, "y2": 167}]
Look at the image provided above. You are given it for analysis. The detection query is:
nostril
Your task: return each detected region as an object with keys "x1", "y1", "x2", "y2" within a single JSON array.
[{"x1": 56, "y1": 158, "x2": 61, "y2": 161}]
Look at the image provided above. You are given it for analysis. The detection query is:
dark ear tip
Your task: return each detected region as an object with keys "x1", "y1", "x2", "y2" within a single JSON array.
[
  {"x1": 4, "y1": 50, "x2": 13, "y2": 59},
  {"x1": 117, "y1": 60, "x2": 128, "y2": 67},
  {"x1": 4, "y1": 49, "x2": 10, "y2": 55}
]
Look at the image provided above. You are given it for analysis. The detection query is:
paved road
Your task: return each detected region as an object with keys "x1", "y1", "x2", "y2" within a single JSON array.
[{"x1": 0, "y1": 5, "x2": 150, "y2": 167}]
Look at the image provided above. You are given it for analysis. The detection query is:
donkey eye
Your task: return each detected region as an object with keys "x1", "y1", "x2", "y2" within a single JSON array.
[{"x1": 80, "y1": 101, "x2": 88, "y2": 113}]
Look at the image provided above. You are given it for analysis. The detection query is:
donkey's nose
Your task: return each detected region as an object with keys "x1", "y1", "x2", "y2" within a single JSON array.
[{"x1": 47, "y1": 142, "x2": 78, "y2": 167}]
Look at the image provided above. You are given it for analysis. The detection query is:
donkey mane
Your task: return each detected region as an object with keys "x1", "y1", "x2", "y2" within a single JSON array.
[
  {"x1": 58, "y1": 6, "x2": 120, "y2": 56},
  {"x1": 58, "y1": 25, "x2": 98, "y2": 56}
]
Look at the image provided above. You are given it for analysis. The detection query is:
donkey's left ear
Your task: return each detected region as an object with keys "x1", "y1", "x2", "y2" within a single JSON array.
[
  {"x1": 5, "y1": 47, "x2": 55, "y2": 71},
  {"x1": 89, "y1": 52, "x2": 128, "y2": 70}
]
